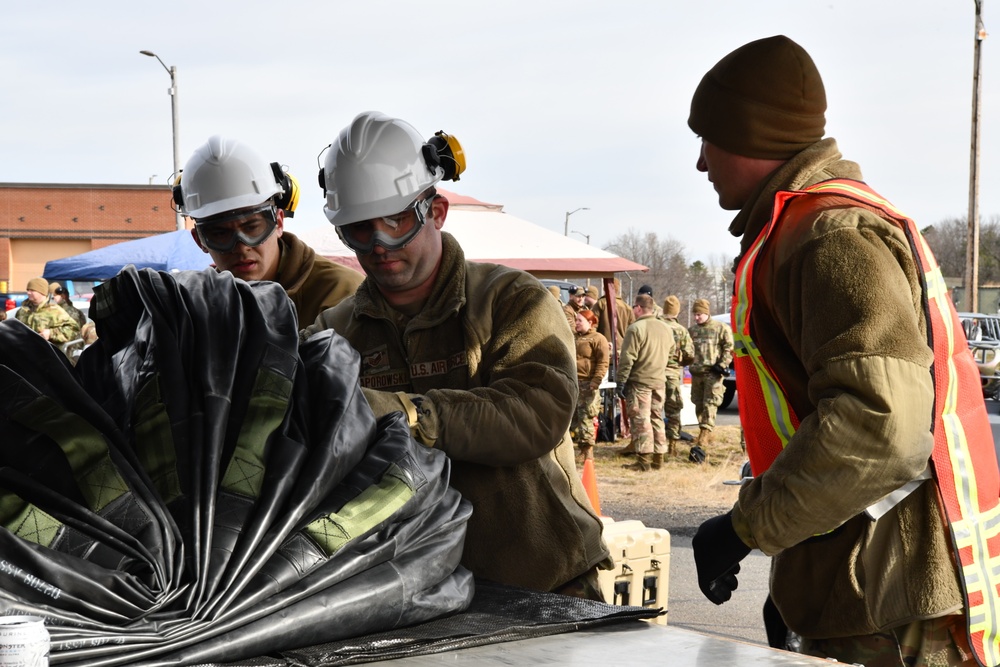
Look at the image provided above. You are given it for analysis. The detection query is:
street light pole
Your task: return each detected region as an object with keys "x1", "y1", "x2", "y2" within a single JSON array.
[
  {"x1": 571, "y1": 230, "x2": 591, "y2": 245},
  {"x1": 140, "y1": 50, "x2": 184, "y2": 231},
  {"x1": 564, "y1": 207, "x2": 589, "y2": 236}
]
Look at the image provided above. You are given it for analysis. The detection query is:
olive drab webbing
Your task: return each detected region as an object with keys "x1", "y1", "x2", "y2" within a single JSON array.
[{"x1": 732, "y1": 178, "x2": 1000, "y2": 667}]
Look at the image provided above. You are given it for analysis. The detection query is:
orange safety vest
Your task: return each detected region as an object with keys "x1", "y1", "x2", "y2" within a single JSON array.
[{"x1": 732, "y1": 178, "x2": 1000, "y2": 667}]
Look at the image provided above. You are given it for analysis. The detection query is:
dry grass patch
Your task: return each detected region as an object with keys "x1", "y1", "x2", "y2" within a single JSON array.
[{"x1": 589, "y1": 425, "x2": 746, "y2": 528}]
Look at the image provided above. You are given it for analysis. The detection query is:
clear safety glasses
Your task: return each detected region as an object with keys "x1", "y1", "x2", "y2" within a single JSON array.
[
  {"x1": 195, "y1": 205, "x2": 279, "y2": 253},
  {"x1": 336, "y1": 197, "x2": 434, "y2": 254}
]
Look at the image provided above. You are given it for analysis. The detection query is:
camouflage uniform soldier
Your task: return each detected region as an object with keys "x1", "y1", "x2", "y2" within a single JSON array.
[
  {"x1": 659, "y1": 295, "x2": 694, "y2": 456},
  {"x1": 571, "y1": 309, "x2": 609, "y2": 460},
  {"x1": 616, "y1": 294, "x2": 674, "y2": 471},
  {"x1": 687, "y1": 298, "x2": 733, "y2": 457},
  {"x1": 15, "y1": 277, "x2": 80, "y2": 345},
  {"x1": 49, "y1": 282, "x2": 87, "y2": 328}
]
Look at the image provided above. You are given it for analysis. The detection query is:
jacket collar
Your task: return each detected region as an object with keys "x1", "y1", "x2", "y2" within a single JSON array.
[
  {"x1": 273, "y1": 231, "x2": 314, "y2": 295},
  {"x1": 729, "y1": 138, "x2": 863, "y2": 259}
]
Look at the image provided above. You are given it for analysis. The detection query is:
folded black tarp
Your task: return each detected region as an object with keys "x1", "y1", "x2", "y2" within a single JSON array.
[{"x1": 0, "y1": 267, "x2": 473, "y2": 666}]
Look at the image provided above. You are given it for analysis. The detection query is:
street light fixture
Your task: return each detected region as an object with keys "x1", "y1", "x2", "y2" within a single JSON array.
[
  {"x1": 564, "y1": 207, "x2": 589, "y2": 236},
  {"x1": 140, "y1": 50, "x2": 183, "y2": 231},
  {"x1": 571, "y1": 230, "x2": 591, "y2": 245}
]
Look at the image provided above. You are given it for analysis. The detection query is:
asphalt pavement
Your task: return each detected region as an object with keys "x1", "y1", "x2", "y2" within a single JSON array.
[
  {"x1": 667, "y1": 396, "x2": 770, "y2": 646},
  {"x1": 667, "y1": 535, "x2": 770, "y2": 646}
]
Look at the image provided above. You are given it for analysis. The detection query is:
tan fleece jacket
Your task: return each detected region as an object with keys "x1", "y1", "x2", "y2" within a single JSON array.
[
  {"x1": 303, "y1": 233, "x2": 611, "y2": 591},
  {"x1": 730, "y1": 138, "x2": 963, "y2": 638},
  {"x1": 276, "y1": 231, "x2": 363, "y2": 327}
]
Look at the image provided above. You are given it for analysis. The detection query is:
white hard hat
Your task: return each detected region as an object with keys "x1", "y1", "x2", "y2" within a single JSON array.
[
  {"x1": 320, "y1": 112, "x2": 443, "y2": 227},
  {"x1": 175, "y1": 135, "x2": 282, "y2": 220}
]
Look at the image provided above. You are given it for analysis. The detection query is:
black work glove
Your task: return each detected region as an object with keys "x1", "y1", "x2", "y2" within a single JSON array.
[
  {"x1": 615, "y1": 384, "x2": 626, "y2": 400},
  {"x1": 710, "y1": 363, "x2": 730, "y2": 377},
  {"x1": 692, "y1": 511, "x2": 751, "y2": 604}
]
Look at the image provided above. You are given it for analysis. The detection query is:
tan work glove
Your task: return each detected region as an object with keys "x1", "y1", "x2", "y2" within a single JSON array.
[{"x1": 361, "y1": 388, "x2": 439, "y2": 448}]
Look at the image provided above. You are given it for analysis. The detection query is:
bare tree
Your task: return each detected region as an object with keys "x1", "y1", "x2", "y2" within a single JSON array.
[
  {"x1": 603, "y1": 228, "x2": 689, "y2": 303},
  {"x1": 707, "y1": 252, "x2": 736, "y2": 311},
  {"x1": 922, "y1": 218, "x2": 968, "y2": 278},
  {"x1": 923, "y1": 215, "x2": 1000, "y2": 284}
]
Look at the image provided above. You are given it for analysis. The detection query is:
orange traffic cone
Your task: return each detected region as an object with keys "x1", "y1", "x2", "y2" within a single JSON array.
[{"x1": 581, "y1": 458, "x2": 603, "y2": 517}]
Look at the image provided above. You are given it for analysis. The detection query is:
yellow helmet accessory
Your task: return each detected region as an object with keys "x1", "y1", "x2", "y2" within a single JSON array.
[
  {"x1": 270, "y1": 163, "x2": 300, "y2": 218},
  {"x1": 423, "y1": 131, "x2": 466, "y2": 182}
]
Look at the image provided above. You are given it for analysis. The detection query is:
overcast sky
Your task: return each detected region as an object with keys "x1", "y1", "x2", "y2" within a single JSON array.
[{"x1": 2, "y1": 1, "x2": 995, "y2": 263}]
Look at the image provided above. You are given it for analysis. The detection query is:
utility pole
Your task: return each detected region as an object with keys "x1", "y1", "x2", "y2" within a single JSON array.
[{"x1": 964, "y1": 0, "x2": 986, "y2": 312}]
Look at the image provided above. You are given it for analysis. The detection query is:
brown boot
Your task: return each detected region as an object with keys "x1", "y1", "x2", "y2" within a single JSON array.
[
  {"x1": 696, "y1": 427, "x2": 711, "y2": 446},
  {"x1": 622, "y1": 453, "x2": 652, "y2": 472},
  {"x1": 667, "y1": 439, "x2": 677, "y2": 457},
  {"x1": 651, "y1": 453, "x2": 664, "y2": 470},
  {"x1": 580, "y1": 445, "x2": 594, "y2": 461}
]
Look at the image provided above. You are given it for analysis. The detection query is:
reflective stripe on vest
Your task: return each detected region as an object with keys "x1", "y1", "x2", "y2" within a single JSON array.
[{"x1": 732, "y1": 178, "x2": 1000, "y2": 667}]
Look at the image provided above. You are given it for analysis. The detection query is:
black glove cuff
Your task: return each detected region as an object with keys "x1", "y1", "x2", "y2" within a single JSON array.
[{"x1": 694, "y1": 512, "x2": 751, "y2": 568}]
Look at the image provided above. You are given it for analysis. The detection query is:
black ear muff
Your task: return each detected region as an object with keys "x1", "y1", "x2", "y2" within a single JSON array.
[
  {"x1": 424, "y1": 131, "x2": 466, "y2": 182},
  {"x1": 171, "y1": 173, "x2": 184, "y2": 210},
  {"x1": 270, "y1": 162, "x2": 299, "y2": 217},
  {"x1": 317, "y1": 168, "x2": 326, "y2": 193}
]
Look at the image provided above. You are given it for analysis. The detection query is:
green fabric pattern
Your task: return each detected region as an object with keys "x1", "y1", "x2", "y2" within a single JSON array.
[
  {"x1": 221, "y1": 367, "x2": 292, "y2": 498},
  {"x1": 12, "y1": 393, "x2": 127, "y2": 513},
  {"x1": 304, "y1": 464, "x2": 414, "y2": 557},
  {"x1": 133, "y1": 376, "x2": 181, "y2": 504},
  {"x1": 1, "y1": 497, "x2": 61, "y2": 547}
]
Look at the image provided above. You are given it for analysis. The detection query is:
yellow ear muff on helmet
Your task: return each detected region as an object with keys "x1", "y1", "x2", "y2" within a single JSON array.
[
  {"x1": 423, "y1": 131, "x2": 466, "y2": 182},
  {"x1": 270, "y1": 162, "x2": 300, "y2": 218},
  {"x1": 281, "y1": 172, "x2": 300, "y2": 217}
]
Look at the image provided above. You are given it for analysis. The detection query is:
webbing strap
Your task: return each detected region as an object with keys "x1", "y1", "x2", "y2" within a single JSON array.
[{"x1": 304, "y1": 463, "x2": 415, "y2": 558}]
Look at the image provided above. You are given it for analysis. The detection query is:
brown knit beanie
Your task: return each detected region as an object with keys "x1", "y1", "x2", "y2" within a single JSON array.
[
  {"x1": 26, "y1": 277, "x2": 49, "y2": 294},
  {"x1": 585, "y1": 285, "x2": 599, "y2": 299},
  {"x1": 688, "y1": 35, "x2": 826, "y2": 160},
  {"x1": 548, "y1": 285, "x2": 562, "y2": 299},
  {"x1": 663, "y1": 295, "x2": 681, "y2": 318},
  {"x1": 692, "y1": 298, "x2": 711, "y2": 316}
]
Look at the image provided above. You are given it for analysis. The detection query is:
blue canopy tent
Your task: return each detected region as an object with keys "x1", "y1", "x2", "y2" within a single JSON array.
[{"x1": 43, "y1": 230, "x2": 212, "y2": 281}]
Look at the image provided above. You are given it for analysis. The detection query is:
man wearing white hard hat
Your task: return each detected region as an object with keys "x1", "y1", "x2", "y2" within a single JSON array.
[
  {"x1": 303, "y1": 111, "x2": 610, "y2": 598},
  {"x1": 175, "y1": 135, "x2": 363, "y2": 326}
]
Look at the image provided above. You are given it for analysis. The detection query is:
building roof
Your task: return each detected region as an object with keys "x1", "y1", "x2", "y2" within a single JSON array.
[{"x1": 299, "y1": 188, "x2": 646, "y2": 279}]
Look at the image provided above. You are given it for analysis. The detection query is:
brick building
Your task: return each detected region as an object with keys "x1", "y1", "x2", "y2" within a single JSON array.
[{"x1": 0, "y1": 183, "x2": 182, "y2": 294}]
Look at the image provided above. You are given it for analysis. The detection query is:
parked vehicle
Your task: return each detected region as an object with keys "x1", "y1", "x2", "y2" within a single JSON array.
[{"x1": 958, "y1": 312, "x2": 1000, "y2": 400}]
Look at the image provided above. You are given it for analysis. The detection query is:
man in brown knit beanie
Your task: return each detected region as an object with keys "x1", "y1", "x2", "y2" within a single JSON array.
[{"x1": 687, "y1": 35, "x2": 999, "y2": 667}]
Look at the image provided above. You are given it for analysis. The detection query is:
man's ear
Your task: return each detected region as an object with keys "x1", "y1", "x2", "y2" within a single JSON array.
[
  {"x1": 430, "y1": 196, "x2": 449, "y2": 230},
  {"x1": 191, "y1": 228, "x2": 208, "y2": 253},
  {"x1": 276, "y1": 208, "x2": 285, "y2": 237}
]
